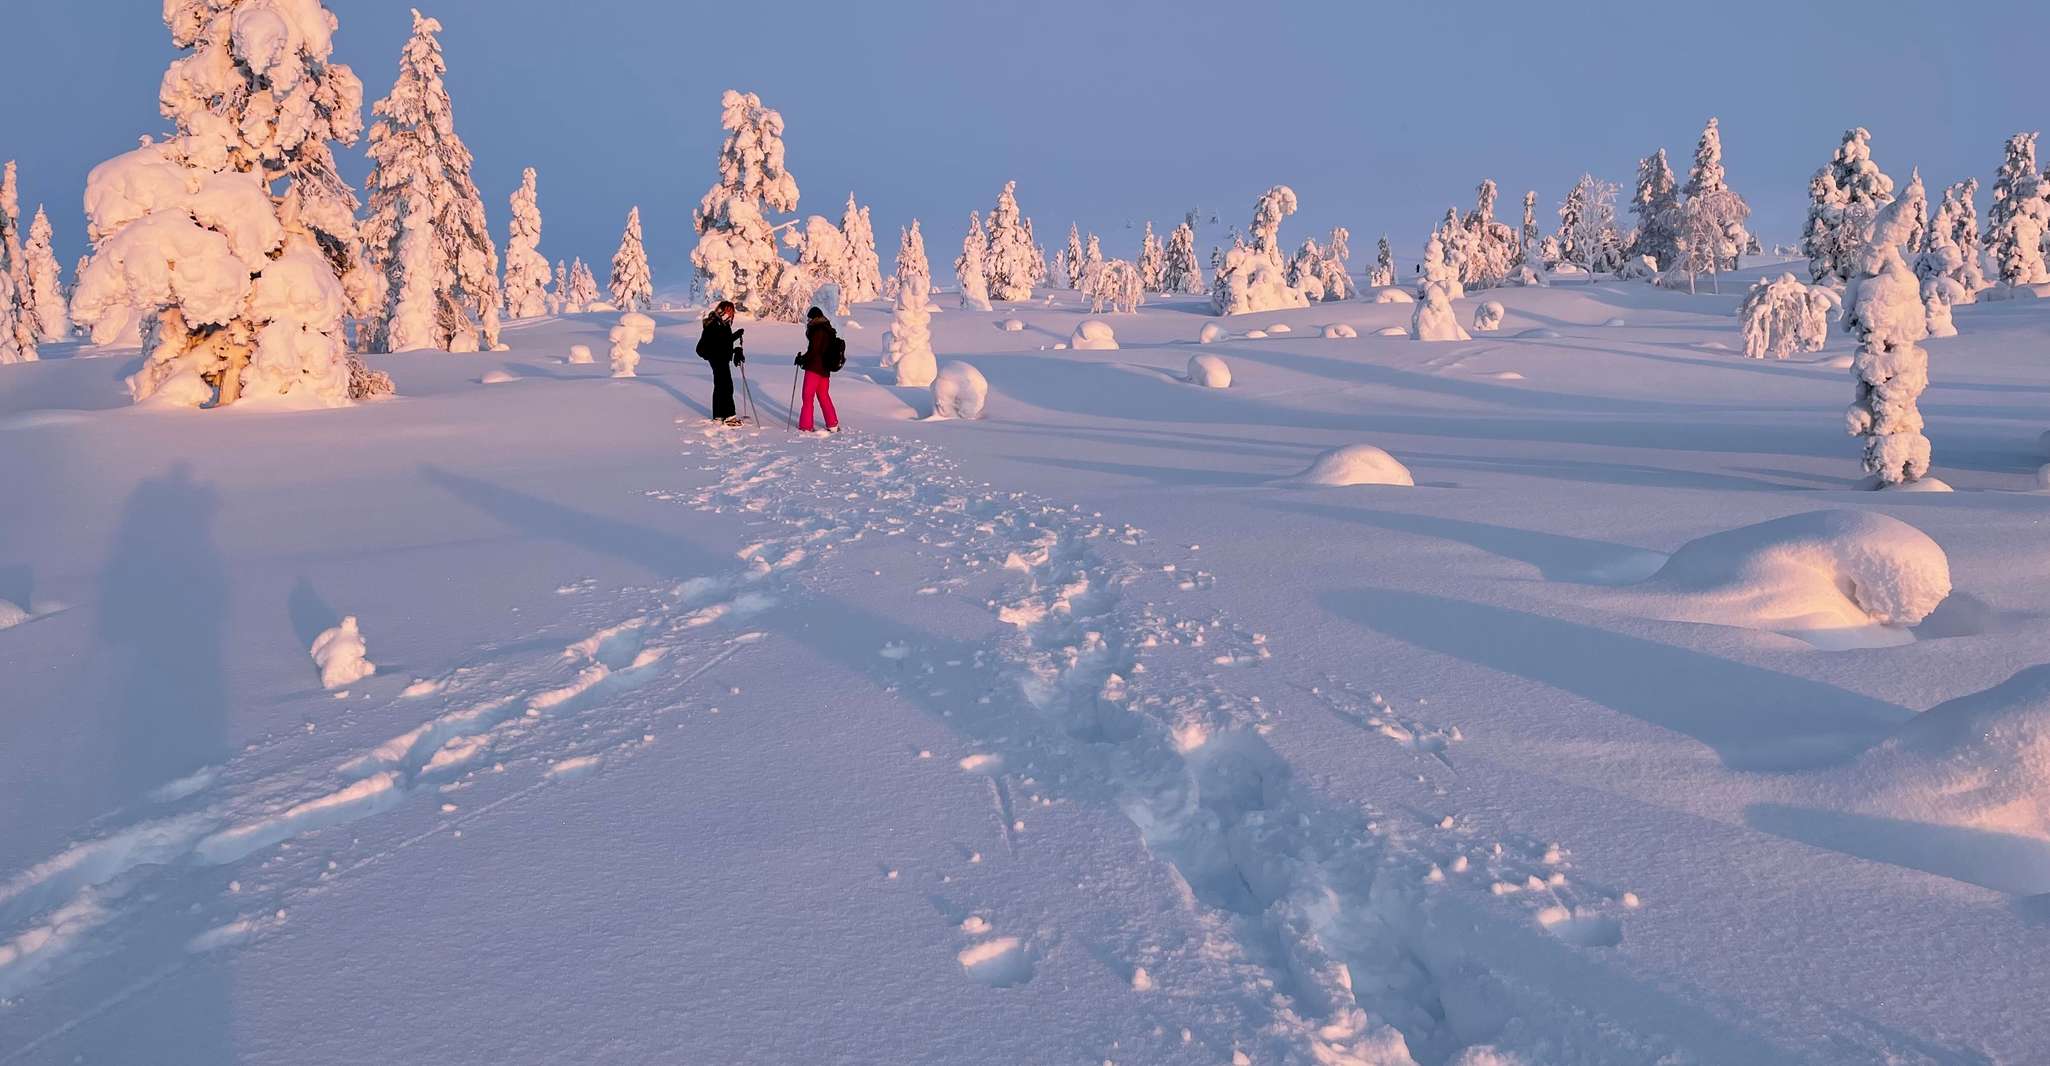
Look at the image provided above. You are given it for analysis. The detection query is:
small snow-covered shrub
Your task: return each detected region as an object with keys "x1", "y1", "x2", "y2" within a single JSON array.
[
  {"x1": 998, "y1": 318, "x2": 1024, "y2": 332},
  {"x1": 1411, "y1": 235, "x2": 1471, "y2": 342},
  {"x1": 1212, "y1": 245, "x2": 1309, "y2": 316},
  {"x1": 1198, "y1": 322, "x2": 1224, "y2": 344},
  {"x1": 610, "y1": 311, "x2": 655, "y2": 378},
  {"x1": 931, "y1": 361, "x2": 988, "y2": 419},
  {"x1": 1602, "y1": 317, "x2": 1627, "y2": 327},
  {"x1": 1267, "y1": 323, "x2": 1292, "y2": 333},
  {"x1": 1473, "y1": 301, "x2": 1505, "y2": 332},
  {"x1": 1639, "y1": 510, "x2": 1950, "y2": 645},
  {"x1": 311, "y1": 616, "x2": 376, "y2": 690},
  {"x1": 1323, "y1": 323, "x2": 1357, "y2": 339},
  {"x1": 1086, "y1": 258, "x2": 1145, "y2": 313},
  {"x1": 1288, "y1": 444, "x2": 1415, "y2": 487},
  {"x1": 1071, "y1": 320, "x2": 1118, "y2": 350},
  {"x1": 1616, "y1": 255, "x2": 1658, "y2": 281},
  {"x1": 1372, "y1": 288, "x2": 1414, "y2": 304},
  {"x1": 1187, "y1": 353, "x2": 1231, "y2": 388},
  {"x1": 1244, "y1": 330, "x2": 1268, "y2": 339},
  {"x1": 1374, "y1": 326, "x2": 1408, "y2": 337},
  {"x1": 1738, "y1": 274, "x2": 1832, "y2": 360},
  {"x1": 480, "y1": 369, "x2": 518, "y2": 384},
  {"x1": 568, "y1": 344, "x2": 593, "y2": 364}
]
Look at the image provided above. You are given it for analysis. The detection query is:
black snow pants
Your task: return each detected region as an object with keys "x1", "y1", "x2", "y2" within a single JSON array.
[{"x1": 711, "y1": 358, "x2": 736, "y2": 420}]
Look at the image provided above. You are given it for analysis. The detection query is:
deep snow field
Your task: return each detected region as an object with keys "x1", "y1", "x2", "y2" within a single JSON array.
[{"x1": 4, "y1": 270, "x2": 2050, "y2": 1064}]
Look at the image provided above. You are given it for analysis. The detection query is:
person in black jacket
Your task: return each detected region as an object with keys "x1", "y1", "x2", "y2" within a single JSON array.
[
  {"x1": 695, "y1": 300, "x2": 744, "y2": 425},
  {"x1": 795, "y1": 306, "x2": 840, "y2": 433}
]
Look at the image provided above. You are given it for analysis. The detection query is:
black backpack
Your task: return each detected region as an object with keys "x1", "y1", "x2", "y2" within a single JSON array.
[{"x1": 825, "y1": 335, "x2": 846, "y2": 374}]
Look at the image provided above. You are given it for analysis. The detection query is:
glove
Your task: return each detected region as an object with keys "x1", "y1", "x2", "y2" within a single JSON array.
[
  {"x1": 732, "y1": 351, "x2": 744, "y2": 365},
  {"x1": 794, "y1": 354, "x2": 805, "y2": 366}
]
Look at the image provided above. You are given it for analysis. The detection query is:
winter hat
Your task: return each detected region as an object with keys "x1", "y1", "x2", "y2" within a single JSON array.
[{"x1": 806, "y1": 306, "x2": 825, "y2": 321}]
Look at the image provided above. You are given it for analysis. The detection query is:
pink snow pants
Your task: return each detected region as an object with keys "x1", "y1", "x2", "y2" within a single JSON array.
[{"x1": 799, "y1": 370, "x2": 838, "y2": 432}]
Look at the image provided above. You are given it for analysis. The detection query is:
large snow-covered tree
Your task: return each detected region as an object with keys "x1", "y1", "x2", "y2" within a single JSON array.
[
  {"x1": 1986, "y1": 132, "x2": 2049, "y2": 289},
  {"x1": 0, "y1": 163, "x2": 38, "y2": 362},
  {"x1": 1740, "y1": 273, "x2": 1833, "y2": 360},
  {"x1": 840, "y1": 193, "x2": 882, "y2": 306},
  {"x1": 791, "y1": 213, "x2": 852, "y2": 313},
  {"x1": 1803, "y1": 127, "x2": 1894, "y2": 286},
  {"x1": 72, "y1": 0, "x2": 388, "y2": 405},
  {"x1": 1370, "y1": 235, "x2": 1395, "y2": 288},
  {"x1": 1519, "y1": 191, "x2": 1538, "y2": 265},
  {"x1": 1162, "y1": 221, "x2": 1203, "y2": 294},
  {"x1": 1085, "y1": 259, "x2": 1144, "y2": 313},
  {"x1": 566, "y1": 258, "x2": 599, "y2": 312},
  {"x1": 362, "y1": 9, "x2": 501, "y2": 353},
  {"x1": 692, "y1": 90, "x2": 801, "y2": 316},
  {"x1": 1461, "y1": 179, "x2": 1518, "y2": 288},
  {"x1": 886, "y1": 221, "x2": 935, "y2": 387},
  {"x1": 1213, "y1": 187, "x2": 1309, "y2": 315},
  {"x1": 1061, "y1": 223, "x2": 1084, "y2": 290},
  {"x1": 1919, "y1": 179, "x2": 1986, "y2": 302},
  {"x1": 1138, "y1": 222, "x2": 1165, "y2": 293},
  {"x1": 610, "y1": 206, "x2": 653, "y2": 312},
  {"x1": 549, "y1": 259, "x2": 568, "y2": 314},
  {"x1": 1680, "y1": 117, "x2": 1750, "y2": 272},
  {"x1": 1844, "y1": 172, "x2": 1932, "y2": 486},
  {"x1": 503, "y1": 167, "x2": 549, "y2": 319},
  {"x1": 1630, "y1": 149, "x2": 1681, "y2": 269},
  {"x1": 22, "y1": 207, "x2": 68, "y2": 342},
  {"x1": 983, "y1": 181, "x2": 1040, "y2": 300},
  {"x1": 1556, "y1": 174, "x2": 1620, "y2": 276}
]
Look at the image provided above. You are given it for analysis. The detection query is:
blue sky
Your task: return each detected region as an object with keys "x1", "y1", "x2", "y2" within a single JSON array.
[{"x1": 5, "y1": 1, "x2": 2043, "y2": 281}]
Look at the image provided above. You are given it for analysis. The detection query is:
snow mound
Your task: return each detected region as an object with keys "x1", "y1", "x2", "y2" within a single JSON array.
[
  {"x1": 567, "y1": 344, "x2": 593, "y2": 364},
  {"x1": 1821, "y1": 353, "x2": 1854, "y2": 369},
  {"x1": 1372, "y1": 288, "x2": 1414, "y2": 304},
  {"x1": 2038, "y1": 429, "x2": 2050, "y2": 458},
  {"x1": 1286, "y1": 444, "x2": 1415, "y2": 487},
  {"x1": 1267, "y1": 323, "x2": 1291, "y2": 333},
  {"x1": 1602, "y1": 317, "x2": 1627, "y2": 327},
  {"x1": 2036, "y1": 464, "x2": 2050, "y2": 491},
  {"x1": 931, "y1": 361, "x2": 989, "y2": 420},
  {"x1": 0, "y1": 599, "x2": 28, "y2": 630},
  {"x1": 1323, "y1": 324, "x2": 1357, "y2": 339},
  {"x1": 1244, "y1": 330, "x2": 1268, "y2": 339},
  {"x1": 1473, "y1": 301, "x2": 1505, "y2": 332},
  {"x1": 1187, "y1": 354, "x2": 1231, "y2": 388},
  {"x1": 1638, "y1": 510, "x2": 1951, "y2": 649},
  {"x1": 1879, "y1": 477, "x2": 1953, "y2": 494},
  {"x1": 1849, "y1": 666, "x2": 2050, "y2": 840},
  {"x1": 311, "y1": 616, "x2": 375, "y2": 690},
  {"x1": 479, "y1": 370, "x2": 518, "y2": 385},
  {"x1": 1373, "y1": 326, "x2": 1408, "y2": 337},
  {"x1": 1198, "y1": 323, "x2": 1224, "y2": 344},
  {"x1": 1487, "y1": 370, "x2": 1525, "y2": 381},
  {"x1": 1071, "y1": 320, "x2": 1118, "y2": 351},
  {"x1": 998, "y1": 318, "x2": 1024, "y2": 332},
  {"x1": 1516, "y1": 328, "x2": 1560, "y2": 339}
]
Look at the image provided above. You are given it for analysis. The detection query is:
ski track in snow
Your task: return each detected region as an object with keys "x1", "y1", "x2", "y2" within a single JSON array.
[{"x1": 1, "y1": 419, "x2": 1954, "y2": 1064}]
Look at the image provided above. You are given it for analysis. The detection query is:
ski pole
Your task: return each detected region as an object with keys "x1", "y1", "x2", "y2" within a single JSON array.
[
  {"x1": 787, "y1": 363, "x2": 801, "y2": 431},
  {"x1": 739, "y1": 359, "x2": 760, "y2": 427}
]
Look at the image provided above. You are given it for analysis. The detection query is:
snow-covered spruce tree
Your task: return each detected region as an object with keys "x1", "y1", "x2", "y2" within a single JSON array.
[
  {"x1": 1739, "y1": 273, "x2": 1831, "y2": 359},
  {"x1": 1519, "y1": 190, "x2": 1538, "y2": 264},
  {"x1": 503, "y1": 167, "x2": 549, "y2": 319},
  {"x1": 1556, "y1": 174, "x2": 1620, "y2": 277},
  {"x1": 692, "y1": 90, "x2": 800, "y2": 317},
  {"x1": 1666, "y1": 183, "x2": 1751, "y2": 294},
  {"x1": 1987, "y1": 132, "x2": 2049, "y2": 289},
  {"x1": 956, "y1": 212, "x2": 992, "y2": 311},
  {"x1": 1462, "y1": 179, "x2": 1517, "y2": 289},
  {"x1": 549, "y1": 260, "x2": 568, "y2": 314},
  {"x1": 23, "y1": 207, "x2": 69, "y2": 342},
  {"x1": 1250, "y1": 185, "x2": 1297, "y2": 257},
  {"x1": 1061, "y1": 223, "x2": 1084, "y2": 289},
  {"x1": 1287, "y1": 237, "x2": 1326, "y2": 298},
  {"x1": 1919, "y1": 180, "x2": 1985, "y2": 304},
  {"x1": 982, "y1": 181, "x2": 1040, "y2": 301},
  {"x1": 1630, "y1": 149, "x2": 1681, "y2": 269},
  {"x1": 0, "y1": 163, "x2": 38, "y2": 363},
  {"x1": 887, "y1": 222, "x2": 935, "y2": 387},
  {"x1": 1948, "y1": 178, "x2": 1987, "y2": 295},
  {"x1": 1082, "y1": 233, "x2": 1104, "y2": 287},
  {"x1": 610, "y1": 206, "x2": 653, "y2": 313},
  {"x1": 362, "y1": 9, "x2": 502, "y2": 353},
  {"x1": 565, "y1": 258, "x2": 599, "y2": 312},
  {"x1": 840, "y1": 194, "x2": 882, "y2": 306},
  {"x1": 1803, "y1": 127, "x2": 1894, "y2": 286},
  {"x1": 1163, "y1": 220, "x2": 1204, "y2": 294},
  {"x1": 71, "y1": 1, "x2": 390, "y2": 404},
  {"x1": 1436, "y1": 209, "x2": 1471, "y2": 298},
  {"x1": 1412, "y1": 233, "x2": 1471, "y2": 342},
  {"x1": 1321, "y1": 227, "x2": 1356, "y2": 300},
  {"x1": 1844, "y1": 173, "x2": 1933, "y2": 487},
  {"x1": 790, "y1": 213, "x2": 850, "y2": 313},
  {"x1": 1371, "y1": 235, "x2": 1395, "y2": 288},
  {"x1": 1088, "y1": 259, "x2": 1144, "y2": 313},
  {"x1": 1138, "y1": 222, "x2": 1166, "y2": 293},
  {"x1": 1212, "y1": 187, "x2": 1309, "y2": 315}
]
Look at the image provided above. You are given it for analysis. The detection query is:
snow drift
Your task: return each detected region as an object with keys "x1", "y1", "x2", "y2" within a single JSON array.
[
  {"x1": 1071, "y1": 320, "x2": 1118, "y2": 351},
  {"x1": 1187, "y1": 353, "x2": 1231, "y2": 388},
  {"x1": 1636, "y1": 510, "x2": 1951, "y2": 649},
  {"x1": 931, "y1": 361, "x2": 988, "y2": 420},
  {"x1": 1285, "y1": 444, "x2": 1414, "y2": 487},
  {"x1": 1848, "y1": 666, "x2": 2050, "y2": 841}
]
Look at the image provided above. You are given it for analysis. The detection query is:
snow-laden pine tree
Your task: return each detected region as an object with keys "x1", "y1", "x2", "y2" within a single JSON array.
[
  {"x1": 1844, "y1": 173, "x2": 1933, "y2": 486},
  {"x1": 1804, "y1": 127, "x2": 1894, "y2": 286},
  {"x1": 1162, "y1": 221, "x2": 1204, "y2": 294},
  {"x1": 1287, "y1": 237, "x2": 1325, "y2": 296},
  {"x1": 72, "y1": 1, "x2": 386, "y2": 404},
  {"x1": 1462, "y1": 180, "x2": 1518, "y2": 288},
  {"x1": 1061, "y1": 224, "x2": 1084, "y2": 290},
  {"x1": 1250, "y1": 186, "x2": 1296, "y2": 257},
  {"x1": 887, "y1": 222, "x2": 935, "y2": 387},
  {"x1": 1212, "y1": 187, "x2": 1309, "y2": 315},
  {"x1": 1948, "y1": 179, "x2": 1986, "y2": 294},
  {"x1": 503, "y1": 168, "x2": 549, "y2": 319},
  {"x1": 1918, "y1": 180, "x2": 1986, "y2": 302},
  {"x1": 840, "y1": 194, "x2": 882, "y2": 306},
  {"x1": 1086, "y1": 259, "x2": 1145, "y2": 313},
  {"x1": 0, "y1": 163, "x2": 38, "y2": 363},
  {"x1": 1322, "y1": 227, "x2": 1356, "y2": 300},
  {"x1": 1631, "y1": 150, "x2": 1681, "y2": 269},
  {"x1": 1436, "y1": 208, "x2": 1471, "y2": 297},
  {"x1": 1520, "y1": 191, "x2": 1538, "y2": 264},
  {"x1": 1684, "y1": 118, "x2": 1728, "y2": 198},
  {"x1": 1740, "y1": 274, "x2": 1833, "y2": 359},
  {"x1": 568, "y1": 259, "x2": 599, "y2": 311},
  {"x1": 1082, "y1": 232, "x2": 1104, "y2": 289},
  {"x1": 982, "y1": 182, "x2": 1039, "y2": 301},
  {"x1": 1371, "y1": 235, "x2": 1395, "y2": 288},
  {"x1": 22, "y1": 207, "x2": 68, "y2": 342},
  {"x1": 693, "y1": 90, "x2": 801, "y2": 316},
  {"x1": 363, "y1": 10, "x2": 502, "y2": 353},
  {"x1": 791, "y1": 214, "x2": 852, "y2": 313},
  {"x1": 549, "y1": 260, "x2": 568, "y2": 314},
  {"x1": 1138, "y1": 222, "x2": 1166, "y2": 293},
  {"x1": 1986, "y1": 132, "x2": 2049, "y2": 289},
  {"x1": 610, "y1": 206, "x2": 653, "y2": 312},
  {"x1": 956, "y1": 212, "x2": 992, "y2": 310},
  {"x1": 1556, "y1": 174, "x2": 1619, "y2": 276},
  {"x1": 1412, "y1": 233, "x2": 1471, "y2": 342}
]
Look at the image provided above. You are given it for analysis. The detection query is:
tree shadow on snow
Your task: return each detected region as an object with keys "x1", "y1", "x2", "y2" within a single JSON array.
[
  {"x1": 1745, "y1": 804, "x2": 2050, "y2": 897},
  {"x1": 1318, "y1": 586, "x2": 1911, "y2": 771},
  {"x1": 419, "y1": 465, "x2": 731, "y2": 581},
  {"x1": 1273, "y1": 503, "x2": 1664, "y2": 585}
]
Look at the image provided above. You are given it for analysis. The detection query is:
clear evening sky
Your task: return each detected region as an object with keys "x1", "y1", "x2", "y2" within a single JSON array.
[{"x1": 6, "y1": 0, "x2": 2042, "y2": 281}]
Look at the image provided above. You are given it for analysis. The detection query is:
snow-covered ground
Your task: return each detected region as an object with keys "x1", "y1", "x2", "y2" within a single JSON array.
[{"x1": 4, "y1": 272, "x2": 2049, "y2": 1063}]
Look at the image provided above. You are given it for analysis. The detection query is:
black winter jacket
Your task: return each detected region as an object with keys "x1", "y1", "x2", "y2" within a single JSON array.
[
  {"x1": 696, "y1": 317, "x2": 737, "y2": 363},
  {"x1": 801, "y1": 320, "x2": 840, "y2": 375}
]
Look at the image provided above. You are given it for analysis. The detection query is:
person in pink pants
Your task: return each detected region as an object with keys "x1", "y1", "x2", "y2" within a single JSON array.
[{"x1": 796, "y1": 306, "x2": 842, "y2": 433}]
